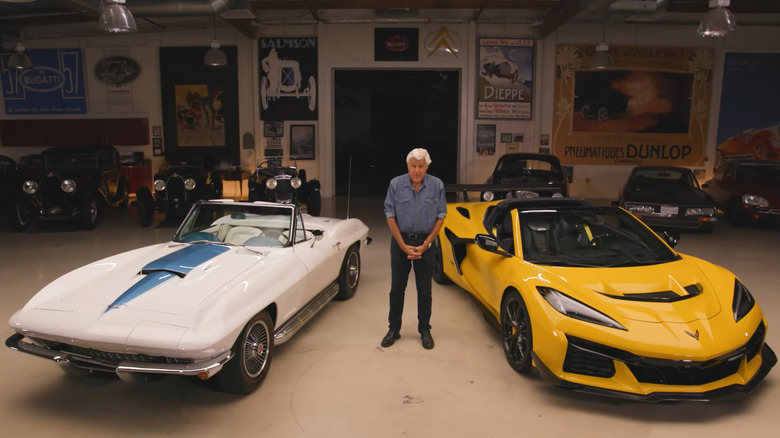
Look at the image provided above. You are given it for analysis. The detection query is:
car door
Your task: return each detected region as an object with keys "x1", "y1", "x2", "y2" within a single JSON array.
[{"x1": 291, "y1": 209, "x2": 344, "y2": 302}]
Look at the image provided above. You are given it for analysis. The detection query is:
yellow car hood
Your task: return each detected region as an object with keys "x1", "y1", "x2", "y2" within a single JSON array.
[{"x1": 546, "y1": 256, "x2": 725, "y2": 324}]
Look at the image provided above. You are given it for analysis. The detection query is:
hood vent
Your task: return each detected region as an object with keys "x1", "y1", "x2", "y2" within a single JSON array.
[{"x1": 601, "y1": 283, "x2": 702, "y2": 302}]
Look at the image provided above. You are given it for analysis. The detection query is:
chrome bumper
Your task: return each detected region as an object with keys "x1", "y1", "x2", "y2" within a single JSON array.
[{"x1": 5, "y1": 332, "x2": 233, "y2": 381}]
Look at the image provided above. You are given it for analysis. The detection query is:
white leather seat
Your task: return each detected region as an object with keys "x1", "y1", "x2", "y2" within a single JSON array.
[{"x1": 224, "y1": 226, "x2": 263, "y2": 245}]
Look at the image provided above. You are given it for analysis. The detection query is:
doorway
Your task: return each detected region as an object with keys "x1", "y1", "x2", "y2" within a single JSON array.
[{"x1": 334, "y1": 70, "x2": 460, "y2": 197}]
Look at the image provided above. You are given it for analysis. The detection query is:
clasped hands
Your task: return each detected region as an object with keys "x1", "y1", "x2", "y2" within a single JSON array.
[{"x1": 404, "y1": 242, "x2": 430, "y2": 260}]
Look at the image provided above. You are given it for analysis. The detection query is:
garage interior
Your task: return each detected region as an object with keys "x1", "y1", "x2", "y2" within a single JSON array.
[{"x1": 1, "y1": 1, "x2": 780, "y2": 436}]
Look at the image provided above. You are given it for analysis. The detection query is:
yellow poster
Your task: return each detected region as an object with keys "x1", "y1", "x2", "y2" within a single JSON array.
[{"x1": 552, "y1": 45, "x2": 713, "y2": 167}]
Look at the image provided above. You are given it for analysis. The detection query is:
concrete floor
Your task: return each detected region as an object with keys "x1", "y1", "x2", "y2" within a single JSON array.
[{"x1": 1, "y1": 197, "x2": 778, "y2": 438}]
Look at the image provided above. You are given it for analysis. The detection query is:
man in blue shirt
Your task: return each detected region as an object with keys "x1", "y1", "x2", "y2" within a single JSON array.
[{"x1": 382, "y1": 148, "x2": 447, "y2": 350}]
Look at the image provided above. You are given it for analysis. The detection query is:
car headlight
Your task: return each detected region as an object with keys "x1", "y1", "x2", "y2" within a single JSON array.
[
  {"x1": 624, "y1": 203, "x2": 653, "y2": 214},
  {"x1": 22, "y1": 181, "x2": 39, "y2": 194},
  {"x1": 537, "y1": 287, "x2": 626, "y2": 330},
  {"x1": 742, "y1": 194, "x2": 769, "y2": 207},
  {"x1": 291, "y1": 177, "x2": 302, "y2": 189},
  {"x1": 482, "y1": 191, "x2": 495, "y2": 202},
  {"x1": 154, "y1": 179, "x2": 166, "y2": 191},
  {"x1": 266, "y1": 178, "x2": 277, "y2": 190},
  {"x1": 684, "y1": 207, "x2": 715, "y2": 217},
  {"x1": 60, "y1": 179, "x2": 76, "y2": 193},
  {"x1": 184, "y1": 178, "x2": 196, "y2": 190},
  {"x1": 732, "y1": 280, "x2": 755, "y2": 322}
]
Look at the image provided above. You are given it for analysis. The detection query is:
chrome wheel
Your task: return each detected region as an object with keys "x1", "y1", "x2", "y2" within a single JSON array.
[{"x1": 242, "y1": 318, "x2": 271, "y2": 379}]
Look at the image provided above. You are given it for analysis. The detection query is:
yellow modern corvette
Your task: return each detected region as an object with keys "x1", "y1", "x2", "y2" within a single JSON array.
[{"x1": 434, "y1": 197, "x2": 776, "y2": 401}]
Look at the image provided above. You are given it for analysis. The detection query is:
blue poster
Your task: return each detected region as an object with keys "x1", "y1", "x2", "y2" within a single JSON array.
[
  {"x1": 715, "y1": 52, "x2": 780, "y2": 167},
  {"x1": 1, "y1": 48, "x2": 87, "y2": 114}
]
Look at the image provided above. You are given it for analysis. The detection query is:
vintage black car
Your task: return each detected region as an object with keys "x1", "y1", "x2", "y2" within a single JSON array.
[
  {"x1": 247, "y1": 157, "x2": 321, "y2": 216},
  {"x1": 135, "y1": 160, "x2": 223, "y2": 227},
  {"x1": 476, "y1": 153, "x2": 569, "y2": 202},
  {"x1": 702, "y1": 159, "x2": 780, "y2": 225},
  {"x1": 1, "y1": 155, "x2": 25, "y2": 223},
  {"x1": 10, "y1": 146, "x2": 129, "y2": 231},
  {"x1": 619, "y1": 166, "x2": 717, "y2": 233}
]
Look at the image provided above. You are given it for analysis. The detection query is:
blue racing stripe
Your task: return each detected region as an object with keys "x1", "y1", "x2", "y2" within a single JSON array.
[{"x1": 105, "y1": 244, "x2": 229, "y2": 313}]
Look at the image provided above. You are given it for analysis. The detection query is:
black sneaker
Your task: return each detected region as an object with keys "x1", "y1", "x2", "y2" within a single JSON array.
[
  {"x1": 421, "y1": 330, "x2": 434, "y2": 350},
  {"x1": 381, "y1": 330, "x2": 400, "y2": 347}
]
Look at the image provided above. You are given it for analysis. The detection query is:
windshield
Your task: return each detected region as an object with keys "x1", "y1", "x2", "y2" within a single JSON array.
[
  {"x1": 629, "y1": 168, "x2": 696, "y2": 190},
  {"x1": 173, "y1": 202, "x2": 297, "y2": 247},
  {"x1": 44, "y1": 153, "x2": 99, "y2": 171},
  {"x1": 518, "y1": 207, "x2": 679, "y2": 267},
  {"x1": 734, "y1": 164, "x2": 780, "y2": 184}
]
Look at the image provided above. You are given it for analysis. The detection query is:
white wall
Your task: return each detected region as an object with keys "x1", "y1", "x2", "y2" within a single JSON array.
[{"x1": 3, "y1": 20, "x2": 780, "y2": 201}]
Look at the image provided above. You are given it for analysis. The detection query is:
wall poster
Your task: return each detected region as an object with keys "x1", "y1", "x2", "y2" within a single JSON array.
[
  {"x1": 715, "y1": 52, "x2": 780, "y2": 169},
  {"x1": 477, "y1": 38, "x2": 534, "y2": 120},
  {"x1": 1, "y1": 48, "x2": 86, "y2": 115},
  {"x1": 159, "y1": 46, "x2": 239, "y2": 165},
  {"x1": 259, "y1": 38, "x2": 318, "y2": 121},
  {"x1": 552, "y1": 45, "x2": 713, "y2": 167}
]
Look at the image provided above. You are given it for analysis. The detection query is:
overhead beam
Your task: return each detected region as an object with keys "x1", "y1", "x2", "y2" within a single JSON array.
[{"x1": 249, "y1": 1, "x2": 560, "y2": 11}]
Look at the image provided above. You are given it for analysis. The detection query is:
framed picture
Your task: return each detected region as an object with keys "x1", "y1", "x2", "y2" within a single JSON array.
[
  {"x1": 476, "y1": 124, "x2": 496, "y2": 155},
  {"x1": 152, "y1": 125, "x2": 162, "y2": 137},
  {"x1": 264, "y1": 121, "x2": 284, "y2": 138},
  {"x1": 153, "y1": 138, "x2": 163, "y2": 156},
  {"x1": 501, "y1": 133, "x2": 513, "y2": 143},
  {"x1": 159, "y1": 46, "x2": 239, "y2": 164},
  {"x1": 290, "y1": 124, "x2": 315, "y2": 160}
]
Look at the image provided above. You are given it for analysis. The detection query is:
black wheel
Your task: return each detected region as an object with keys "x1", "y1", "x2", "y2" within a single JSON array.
[
  {"x1": 8, "y1": 198, "x2": 34, "y2": 232},
  {"x1": 335, "y1": 245, "x2": 360, "y2": 300},
  {"x1": 136, "y1": 186, "x2": 154, "y2": 227},
  {"x1": 306, "y1": 190, "x2": 321, "y2": 216},
  {"x1": 81, "y1": 196, "x2": 98, "y2": 230},
  {"x1": 217, "y1": 311, "x2": 274, "y2": 394},
  {"x1": 501, "y1": 290, "x2": 533, "y2": 373},
  {"x1": 432, "y1": 237, "x2": 452, "y2": 285}
]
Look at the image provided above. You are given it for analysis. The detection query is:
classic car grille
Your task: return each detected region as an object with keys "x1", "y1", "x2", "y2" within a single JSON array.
[
  {"x1": 32, "y1": 338, "x2": 193, "y2": 365},
  {"x1": 565, "y1": 322, "x2": 766, "y2": 385},
  {"x1": 274, "y1": 177, "x2": 293, "y2": 202},
  {"x1": 164, "y1": 176, "x2": 185, "y2": 201},
  {"x1": 40, "y1": 176, "x2": 68, "y2": 207}
]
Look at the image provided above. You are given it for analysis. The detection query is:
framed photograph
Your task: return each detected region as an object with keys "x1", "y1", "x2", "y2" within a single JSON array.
[
  {"x1": 500, "y1": 133, "x2": 513, "y2": 143},
  {"x1": 152, "y1": 125, "x2": 162, "y2": 137},
  {"x1": 153, "y1": 138, "x2": 163, "y2": 156},
  {"x1": 476, "y1": 124, "x2": 496, "y2": 155},
  {"x1": 264, "y1": 121, "x2": 284, "y2": 138},
  {"x1": 290, "y1": 124, "x2": 315, "y2": 160}
]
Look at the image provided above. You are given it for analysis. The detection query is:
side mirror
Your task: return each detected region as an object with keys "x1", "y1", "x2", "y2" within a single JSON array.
[
  {"x1": 311, "y1": 229, "x2": 323, "y2": 237},
  {"x1": 475, "y1": 234, "x2": 512, "y2": 257},
  {"x1": 658, "y1": 229, "x2": 680, "y2": 248}
]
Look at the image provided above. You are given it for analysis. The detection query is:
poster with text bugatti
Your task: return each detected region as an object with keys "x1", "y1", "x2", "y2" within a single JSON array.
[
  {"x1": 477, "y1": 38, "x2": 534, "y2": 120},
  {"x1": 258, "y1": 38, "x2": 318, "y2": 121},
  {"x1": 375, "y1": 28, "x2": 419, "y2": 61},
  {"x1": 0, "y1": 48, "x2": 86, "y2": 115},
  {"x1": 552, "y1": 45, "x2": 712, "y2": 167}
]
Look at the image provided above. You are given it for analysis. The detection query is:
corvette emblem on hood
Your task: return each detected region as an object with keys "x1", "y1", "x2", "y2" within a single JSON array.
[
  {"x1": 104, "y1": 244, "x2": 229, "y2": 313},
  {"x1": 685, "y1": 329, "x2": 700, "y2": 340}
]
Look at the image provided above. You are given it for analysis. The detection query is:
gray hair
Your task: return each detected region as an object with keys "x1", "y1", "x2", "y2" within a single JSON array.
[{"x1": 406, "y1": 148, "x2": 432, "y2": 165}]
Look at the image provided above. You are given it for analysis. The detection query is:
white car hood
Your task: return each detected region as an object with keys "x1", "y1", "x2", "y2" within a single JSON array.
[{"x1": 29, "y1": 243, "x2": 265, "y2": 317}]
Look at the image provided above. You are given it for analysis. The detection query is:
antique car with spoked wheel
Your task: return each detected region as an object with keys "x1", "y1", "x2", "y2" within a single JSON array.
[
  {"x1": 6, "y1": 199, "x2": 371, "y2": 394},
  {"x1": 136, "y1": 160, "x2": 223, "y2": 227},
  {"x1": 434, "y1": 196, "x2": 775, "y2": 401},
  {"x1": 10, "y1": 145, "x2": 129, "y2": 231},
  {"x1": 247, "y1": 157, "x2": 321, "y2": 216}
]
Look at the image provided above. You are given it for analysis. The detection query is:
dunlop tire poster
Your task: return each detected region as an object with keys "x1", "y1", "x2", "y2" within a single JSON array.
[{"x1": 552, "y1": 45, "x2": 713, "y2": 167}]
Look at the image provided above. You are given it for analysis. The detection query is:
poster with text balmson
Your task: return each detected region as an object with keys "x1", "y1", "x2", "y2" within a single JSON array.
[
  {"x1": 477, "y1": 38, "x2": 534, "y2": 120},
  {"x1": 552, "y1": 45, "x2": 713, "y2": 167}
]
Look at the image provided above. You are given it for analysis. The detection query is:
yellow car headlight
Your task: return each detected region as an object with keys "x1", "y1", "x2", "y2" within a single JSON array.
[{"x1": 537, "y1": 286, "x2": 626, "y2": 330}]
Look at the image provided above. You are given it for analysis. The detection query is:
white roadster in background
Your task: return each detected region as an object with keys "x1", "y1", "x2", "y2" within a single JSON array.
[{"x1": 6, "y1": 200, "x2": 371, "y2": 394}]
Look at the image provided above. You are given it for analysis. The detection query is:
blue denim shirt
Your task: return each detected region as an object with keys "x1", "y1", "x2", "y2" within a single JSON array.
[{"x1": 384, "y1": 173, "x2": 447, "y2": 234}]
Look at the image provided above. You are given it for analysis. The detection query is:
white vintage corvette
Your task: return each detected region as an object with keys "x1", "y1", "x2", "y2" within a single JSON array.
[{"x1": 6, "y1": 200, "x2": 371, "y2": 393}]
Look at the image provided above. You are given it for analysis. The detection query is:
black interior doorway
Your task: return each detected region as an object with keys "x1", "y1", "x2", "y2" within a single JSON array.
[{"x1": 334, "y1": 70, "x2": 459, "y2": 197}]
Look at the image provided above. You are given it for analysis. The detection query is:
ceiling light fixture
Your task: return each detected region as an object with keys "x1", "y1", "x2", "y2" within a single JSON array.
[
  {"x1": 697, "y1": 0, "x2": 736, "y2": 37},
  {"x1": 8, "y1": 42, "x2": 33, "y2": 70},
  {"x1": 204, "y1": 16, "x2": 228, "y2": 67},
  {"x1": 591, "y1": 13, "x2": 612, "y2": 69},
  {"x1": 98, "y1": 0, "x2": 137, "y2": 33}
]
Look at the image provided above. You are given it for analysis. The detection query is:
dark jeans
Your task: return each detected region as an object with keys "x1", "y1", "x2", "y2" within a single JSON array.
[{"x1": 388, "y1": 236, "x2": 434, "y2": 333}]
